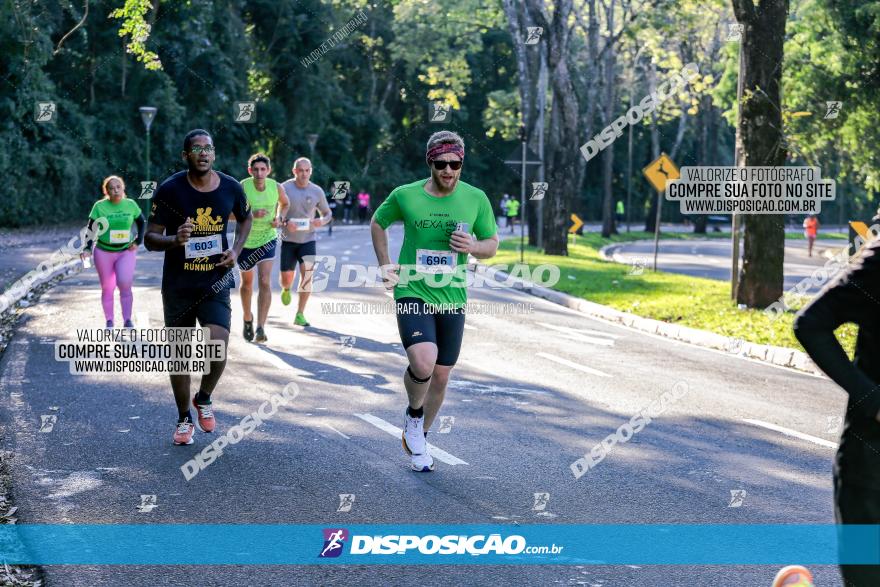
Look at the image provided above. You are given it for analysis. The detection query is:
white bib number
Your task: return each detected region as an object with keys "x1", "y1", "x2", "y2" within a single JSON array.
[
  {"x1": 416, "y1": 249, "x2": 456, "y2": 274},
  {"x1": 292, "y1": 218, "x2": 311, "y2": 231},
  {"x1": 185, "y1": 234, "x2": 222, "y2": 259},
  {"x1": 109, "y1": 230, "x2": 130, "y2": 244}
]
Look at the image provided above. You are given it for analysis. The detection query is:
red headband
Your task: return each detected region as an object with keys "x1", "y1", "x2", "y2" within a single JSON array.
[{"x1": 426, "y1": 143, "x2": 464, "y2": 164}]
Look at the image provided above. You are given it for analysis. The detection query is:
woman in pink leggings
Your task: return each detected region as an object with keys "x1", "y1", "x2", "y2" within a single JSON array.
[{"x1": 82, "y1": 176, "x2": 145, "y2": 328}]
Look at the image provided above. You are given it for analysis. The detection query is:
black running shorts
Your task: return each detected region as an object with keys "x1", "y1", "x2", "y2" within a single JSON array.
[
  {"x1": 162, "y1": 287, "x2": 232, "y2": 331},
  {"x1": 238, "y1": 238, "x2": 278, "y2": 271},
  {"x1": 395, "y1": 297, "x2": 465, "y2": 366},
  {"x1": 280, "y1": 240, "x2": 317, "y2": 271}
]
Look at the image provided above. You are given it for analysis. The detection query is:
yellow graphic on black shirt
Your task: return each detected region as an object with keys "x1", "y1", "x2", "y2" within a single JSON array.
[
  {"x1": 196, "y1": 207, "x2": 222, "y2": 227},
  {"x1": 184, "y1": 208, "x2": 224, "y2": 272}
]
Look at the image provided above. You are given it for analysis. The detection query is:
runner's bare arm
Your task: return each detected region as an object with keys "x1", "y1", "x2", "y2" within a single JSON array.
[
  {"x1": 311, "y1": 193, "x2": 333, "y2": 227},
  {"x1": 232, "y1": 214, "x2": 253, "y2": 258},
  {"x1": 216, "y1": 214, "x2": 253, "y2": 269},
  {"x1": 450, "y1": 232, "x2": 499, "y2": 260},
  {"x1": 144, "y1": 219, "x2": 193, "y2": 251},
  {"x1": 274, "y1": 184, "x2": 290, "y2": 228},
  {"x1": 370, "y1": 218, "x2": 391, "y2": 266},
  {"x1": 370, "y1": 218, "x2": 399, "y2": 289}
]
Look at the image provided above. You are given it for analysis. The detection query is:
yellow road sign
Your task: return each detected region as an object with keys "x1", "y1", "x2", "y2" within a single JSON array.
[
  {"x1": 850, "y1": 221, "x2": 870, "y2": 241},
  {"x1": 642, "y1": 153, "x2": 680, "y2": 193},
  {"x1": 569, "y1": 213, "x2": 584, "y2": 234}
]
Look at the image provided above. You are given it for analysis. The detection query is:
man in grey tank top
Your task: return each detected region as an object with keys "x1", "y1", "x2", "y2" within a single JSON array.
[{"x1": 279, "y1": 157, "x2": 332, "y2": 327}]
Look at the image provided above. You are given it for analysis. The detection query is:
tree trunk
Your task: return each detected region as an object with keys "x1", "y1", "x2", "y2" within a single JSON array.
[
  {"x1": 693, "y1": 95, "x2": 714, "y2": 234},
  {"x1": 532, "y1": 42, "x2": 548, "y2": 247},
  {"x1": 731, "y1": 0, "x2": 789, "y2": 308},
  {"x1": 643, "y1": 66, "x2": 661, "y2": 233},
  {"x1": 599, "y1": 0, "x2": 618, "y2": 238},
  {"x1": 502, "y1": 0, "x2": 541, "y2": 247},
  {"x1": 527, "y1": 0, "x2": 579, "y2": 256},
  {"x1": 121, "y1": 37, "x2": 127, "y2": 97}
]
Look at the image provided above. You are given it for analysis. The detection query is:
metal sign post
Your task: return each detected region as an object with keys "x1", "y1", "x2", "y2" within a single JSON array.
[{"x1": 642, "y1": 153, "x2": 680, "y2": 271}]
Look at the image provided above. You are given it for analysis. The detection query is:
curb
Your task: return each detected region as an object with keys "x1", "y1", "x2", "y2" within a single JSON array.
[
  {"x1": 0, "y1": 258, "x2": 82, "y2": 317},
  {"x1": 599, "y1": 243, "x2": 622, "y2": 263},
  {"x1": 474, "y1": 262, "x2": 821, "y2": 376}
]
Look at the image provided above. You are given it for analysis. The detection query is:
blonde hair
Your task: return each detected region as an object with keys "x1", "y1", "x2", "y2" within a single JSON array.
[{"x1": 101, "y1": 175, "x2": 126, "y2": 199}]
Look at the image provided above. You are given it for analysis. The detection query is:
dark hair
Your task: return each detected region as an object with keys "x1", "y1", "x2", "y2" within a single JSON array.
[
  {"x1": 248, "y1": 153, "x2": 271, "y2": 168},
  {"x1": 183, "y1": 129, "x2": 212, "y2": 152}
]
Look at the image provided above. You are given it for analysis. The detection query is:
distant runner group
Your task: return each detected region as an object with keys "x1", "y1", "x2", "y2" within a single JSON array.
[{"x1": 82, "y1": 128, "x2": 498, "y2": 471}]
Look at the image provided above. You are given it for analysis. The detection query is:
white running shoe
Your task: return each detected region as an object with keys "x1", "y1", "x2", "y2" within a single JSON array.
[
  {"x1": 411, "y1": 449, "x2": 435, "y2": 472},
  {"x1": 402, "y1": 410, "x2": 426, "y2": 456}
]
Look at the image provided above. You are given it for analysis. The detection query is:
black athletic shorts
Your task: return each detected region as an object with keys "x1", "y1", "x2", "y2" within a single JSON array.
[
  {"x1": 395, "y1": 297, "x2": 465, "y2": 366},
  {"x1": 835, "y1": 476, "x2": 880, "y2": 585},
  {"x1": 238, "y1": 238, "x2": 278, "y2": 271},
  {"x1": 162, "y1": 287, "x2": 232, "y2": 331},
  {"x1": 280, "y1": 240, "x2": 317, "y2": 271}
]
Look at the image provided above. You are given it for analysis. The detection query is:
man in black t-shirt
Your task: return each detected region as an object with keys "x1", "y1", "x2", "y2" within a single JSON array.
[
  {"x1": 794, "y1": 226, "x2": 880, "y2": 586},
  {"x1": 145, "y1": 129, "x2": 252, "y2": 446}
]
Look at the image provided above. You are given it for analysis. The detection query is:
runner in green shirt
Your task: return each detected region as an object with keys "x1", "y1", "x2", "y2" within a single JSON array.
[
  {"x1": 506, "y1": 197, "x2": 520, "y2": 233},
  {"x1": 371, "y1": 130, "x2": 499, "y2": 472},
  {"x1": 83, "y1": 175, "x2": 145, "y2": 328},
  {"x1": 238, "y1": 153, "x2": 289, "y2": 343}
]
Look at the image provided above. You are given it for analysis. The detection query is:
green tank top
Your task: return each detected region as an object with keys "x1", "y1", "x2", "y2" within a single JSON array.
[{"x1": 241, "y1": 177, "x2": 280, "y2": 248}]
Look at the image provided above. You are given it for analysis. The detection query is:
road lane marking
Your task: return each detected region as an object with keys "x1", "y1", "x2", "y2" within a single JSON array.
[
  {"x1": 537, "y1": 322, "x2": 615, "y2": 346},
  {"x1": 537, "y1": 352, "x2": 610, "y2": 377},
  {"x1": 743, "y1": 419, "x2": 836, "y2": 449},
  {"x1": 353, "y1": 413, "x2": 468, "y2": 465},
  {"x1": 248, "y1": 345, "x2": 313, "y2": 377},
  {"x1": 463, "y1": 324, "x2": 477, "y2": 331},
  {"x1": 322, "y1": 422, "x2": 350, "y2": 439},
  {"x1": 538, "y1": 323, "x2": 622, "y2": 339}
]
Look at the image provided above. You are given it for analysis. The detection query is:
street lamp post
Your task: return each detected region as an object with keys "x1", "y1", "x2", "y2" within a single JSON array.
[
  {"x1": 139, "y1": 106, "x2": 157, "y2": 215},
  {"x1": 519, "y1": 125, "x2": 527, "y2": 265}
]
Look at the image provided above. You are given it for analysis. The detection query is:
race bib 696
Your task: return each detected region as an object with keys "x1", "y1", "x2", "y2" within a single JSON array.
[{"x1": 416, "y1": 249, "x2": 456, "y2": 274}]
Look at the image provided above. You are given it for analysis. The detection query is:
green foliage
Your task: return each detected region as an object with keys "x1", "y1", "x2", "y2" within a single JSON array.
[
  {"x1": 109, "y1": 0, "x2": 162, "y2": 70},
  {"x1": 1, "y1": 0, "x2": 877, "y2": 229},
  {"x1": 492, "y1": 237, "x2": 856, "y2": 354}
]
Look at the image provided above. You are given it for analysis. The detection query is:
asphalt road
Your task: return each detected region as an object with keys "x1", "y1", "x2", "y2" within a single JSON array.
[
  {"x1": 0, "y1": 224, "x2": 850, "y2": 585},
  {"x1": 605, "y1": 238, "x2": 847, "y2": 293}
]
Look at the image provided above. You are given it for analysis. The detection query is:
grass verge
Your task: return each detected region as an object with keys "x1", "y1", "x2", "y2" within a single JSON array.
[{"x1": 492, "y1": 232, "x2": 855, "y2": 356}]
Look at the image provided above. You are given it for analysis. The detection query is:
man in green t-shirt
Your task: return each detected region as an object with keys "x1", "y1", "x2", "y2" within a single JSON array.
[
  {"x1": 239, "y1": 153, "x2": 289, "y2": 343},
  {"x1": 371, "y1": 130, "x2": 499, "y2": 472}
]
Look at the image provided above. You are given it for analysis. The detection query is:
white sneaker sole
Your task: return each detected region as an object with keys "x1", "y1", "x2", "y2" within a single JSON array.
[
  {"x1": 410, "y1": 459, "x2": 435, "y2": 472},
  {"x1": 173, "y1": 433, "x2": 195, "y2": 446},
  {"x1": 194, "y1": 419, "x2": 214, "y2": 434}
]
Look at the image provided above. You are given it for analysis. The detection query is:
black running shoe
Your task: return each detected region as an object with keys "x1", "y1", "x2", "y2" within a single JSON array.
[
  {"x1": 254, "y1": 326, "x2": 267, "y2": 343},
  {"x1": 243, "y1": 320, "x2": 254, "y2": 342}
]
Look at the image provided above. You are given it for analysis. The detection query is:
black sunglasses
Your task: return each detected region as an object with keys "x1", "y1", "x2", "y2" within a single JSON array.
[{"x1": 430, "y1": 159, "x2": 462, "y2": 171}]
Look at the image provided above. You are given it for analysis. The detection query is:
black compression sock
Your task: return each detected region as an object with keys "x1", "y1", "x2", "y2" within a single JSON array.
[
  {"x1": 407, "y1": 406, "x2": 424, "y2": 419},
  {"x1": 194, "y1": 391, "x2": 212, "y2": 405},
  {"x1": 178, "y1": 411, "x2": 192, "y2": 423}
]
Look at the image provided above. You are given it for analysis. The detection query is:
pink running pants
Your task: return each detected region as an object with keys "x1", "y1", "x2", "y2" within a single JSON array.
[{"x1": 93, "y1": 247, "x2": 137, "y2": 322}]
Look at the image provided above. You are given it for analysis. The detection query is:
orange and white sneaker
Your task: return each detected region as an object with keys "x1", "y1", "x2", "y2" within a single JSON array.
[
  {"x1": 173, "y1": 418, "x2": 195, "y2": 445},
  {"x1": 192, "y1": 399, "x2": 215, "y2": 433}
]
